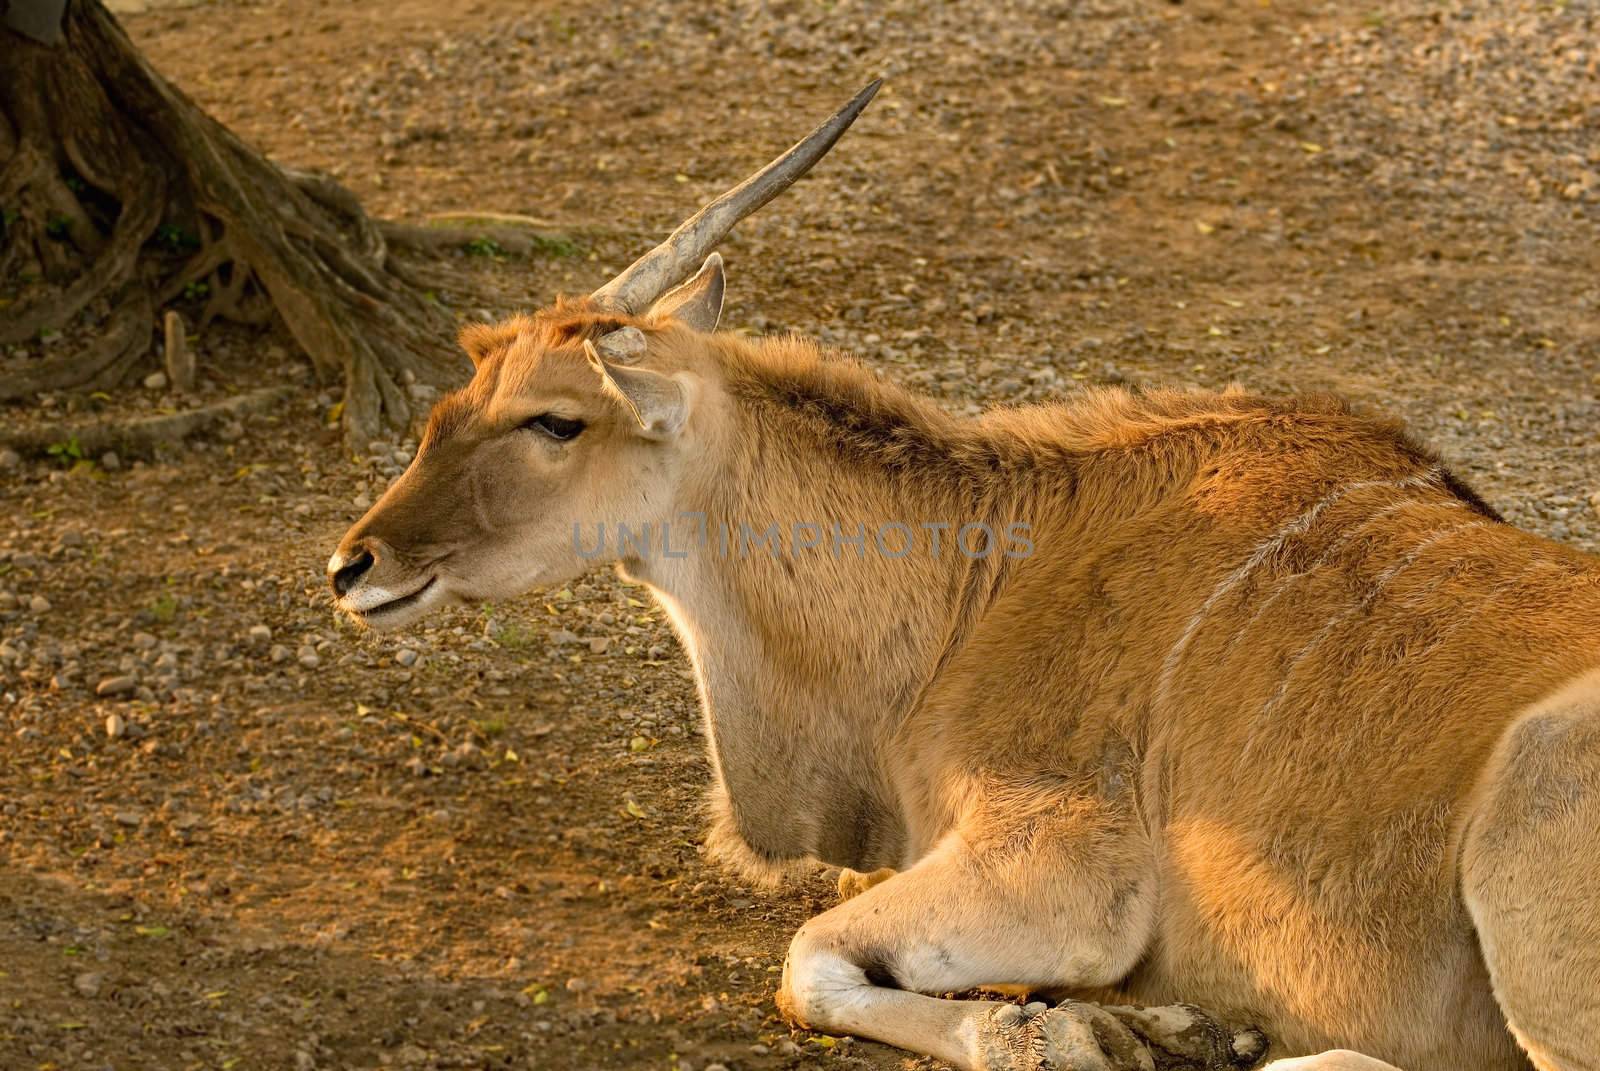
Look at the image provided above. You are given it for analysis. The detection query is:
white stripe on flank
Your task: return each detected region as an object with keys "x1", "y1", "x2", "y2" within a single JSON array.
[
  {"x1": 1410, "y1": 557, "x2": 1561, "y2": 654},
  {"x1": 1242, "y1": 517, "x2": 1494, "y2": 756},
  {"x1": 1153, "y1": 470, "x2": 1439, "y2": 715},
  {"x1": 1231, "y1": 494, "x2": 1475, "y2": 645}
]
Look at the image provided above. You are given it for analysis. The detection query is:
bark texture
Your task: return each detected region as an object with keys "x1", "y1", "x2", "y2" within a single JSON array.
[{"x1": 0, "y1": 0, "x2": 467, "y2": 445}]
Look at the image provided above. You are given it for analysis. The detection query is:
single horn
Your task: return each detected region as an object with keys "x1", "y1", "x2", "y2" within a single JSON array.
[{"x1": 591, "y1": 79, "x2": 882, "y2": 314}]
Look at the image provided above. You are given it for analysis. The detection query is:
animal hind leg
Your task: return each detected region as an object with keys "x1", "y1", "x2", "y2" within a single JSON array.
[
  {"x1": 1462, "y1": 669, "x2": 1600, "y2": 1071},
  {"x1": 778, "y1": 797, "x2": 1268, "y2": 1070}
]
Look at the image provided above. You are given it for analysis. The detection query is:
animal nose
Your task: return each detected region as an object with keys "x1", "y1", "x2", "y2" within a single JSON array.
[{"x1": 329, "y1": 543, "x2": 376, "y2": 598}]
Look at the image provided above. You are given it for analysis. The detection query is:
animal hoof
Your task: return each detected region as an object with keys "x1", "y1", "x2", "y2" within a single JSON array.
[
  {"x1": 1230, "y1": 1026, "x2": 1270, "y2": 1067},
  {"x1": 1105, "y1": 1003, "x2": 1270, "y2": 1069},
  {"x1": 975, "y1": 1000, "x2": 1152, "y2": 1071}
]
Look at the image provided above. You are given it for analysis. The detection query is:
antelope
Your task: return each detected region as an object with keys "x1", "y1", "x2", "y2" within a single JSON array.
[{"x1": 327, "y1": 82, "x2": 1600, "y2": 1071}]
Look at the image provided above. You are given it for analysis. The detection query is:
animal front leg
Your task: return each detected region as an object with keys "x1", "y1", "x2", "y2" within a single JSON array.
[{"x1": 779, "y1": 828, "x2": 1266, "y2": 1070}]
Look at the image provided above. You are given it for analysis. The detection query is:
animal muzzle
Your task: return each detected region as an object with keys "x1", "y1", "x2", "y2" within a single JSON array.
[{"x1": 326, "y1": 536, "x2": 441, "y2": 627}]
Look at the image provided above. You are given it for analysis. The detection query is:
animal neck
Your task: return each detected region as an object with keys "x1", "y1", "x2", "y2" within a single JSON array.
[{"x1": 625, "y1": 336, "x2": 1024, "y2": 875}]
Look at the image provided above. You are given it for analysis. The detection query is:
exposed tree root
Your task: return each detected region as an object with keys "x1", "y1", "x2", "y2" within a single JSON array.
[
  {"x1": 0, "y1": 0, "x2": 471, "y2": 446},
  {"x1": 0, "y1": 290, "x2": 150, "y2": 402},
  {"x1": 1, "y1": 386, "x2": 292, "y2": 458}
]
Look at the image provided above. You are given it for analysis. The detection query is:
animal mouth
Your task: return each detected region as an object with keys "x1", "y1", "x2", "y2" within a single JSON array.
[{"x1": 357, "y1": 577, "x2": 438, "y2": 621}]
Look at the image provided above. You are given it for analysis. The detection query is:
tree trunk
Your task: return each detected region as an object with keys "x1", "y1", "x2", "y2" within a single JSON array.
[{"x1": 0, "y1": 0, "x2": 468, "y2": 446}]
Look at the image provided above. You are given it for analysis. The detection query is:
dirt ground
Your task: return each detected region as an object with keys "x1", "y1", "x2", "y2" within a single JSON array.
[{"x1": 2, "y1": 1, "x2": 1598, "y2": 1069}]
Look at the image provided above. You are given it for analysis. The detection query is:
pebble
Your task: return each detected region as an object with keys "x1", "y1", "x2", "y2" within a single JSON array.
[
  {"x1": 588, "y1": 636, "x2": 610, "y2": 655},
  {"x1": 297, "y1": 645, "x2": 320, "y2": 669},
  {"x1": 114, "y1": 810, "x2": 143, "y2": 828},
  {"x1": 269, "y1": 644, "x2": 291, "y2": 664},
  {"x1": 247, "y1": 624, "x2": 273, "y2": 645},
  {"x1": 73, "y1": 971, "x2": 104, "y2": 998},
  {"x1": 132, "y1": 632, "x2": 157, "y2": 650},
  {"x1": 143, "y1": 370, "x2": 169, "y2": 391},
  {"x1": 100, "y1": 451, "x2": 121, "y2": 471},
  {"x1": 95, "y1": 675, "x2": 137, "y2": 698},
  {"x1": 105, "y1": 713, "x2": 127, "y2": 740},
  {"x1": 395, "y1": 648, "x2": 419, "y2": 667},
  {"x1": 0, "y1": 447, "x2": 19, "y2": 469},
  {"x1": 29, "y1": 594, "x2": 51, "y2": 613}
]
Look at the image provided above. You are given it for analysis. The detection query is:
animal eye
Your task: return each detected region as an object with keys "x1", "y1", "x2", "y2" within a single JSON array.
[{"x1": 522, "y1": 413, "x2": 586, "y2": 442}]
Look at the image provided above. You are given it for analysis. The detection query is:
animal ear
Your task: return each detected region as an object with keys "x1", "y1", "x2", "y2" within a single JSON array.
[
  {"x1": 645, "y1": 252, "x2": 724, "y2": 334},
  {"x1": 583, "y1": 340, "x2": 689, "y2": 440}
]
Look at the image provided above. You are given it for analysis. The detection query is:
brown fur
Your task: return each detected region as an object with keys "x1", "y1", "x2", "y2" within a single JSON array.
[{"x1": 331, "y1": 288, "x2": 1600, "y2": 1071}]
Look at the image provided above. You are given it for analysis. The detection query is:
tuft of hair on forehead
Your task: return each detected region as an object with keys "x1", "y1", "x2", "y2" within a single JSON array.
[{"x1": 456, "y1": 297, "x2": 655, "y2": 369}]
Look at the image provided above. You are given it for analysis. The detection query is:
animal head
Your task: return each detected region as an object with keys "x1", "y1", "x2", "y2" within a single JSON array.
[{"x1": 327, "y1": 81, "x2": 881, "y2": 629}]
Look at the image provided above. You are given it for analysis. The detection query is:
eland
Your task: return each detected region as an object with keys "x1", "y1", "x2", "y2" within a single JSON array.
[{"x1": 329, "y1": 82, "x2": 1600, "y2": 1071}]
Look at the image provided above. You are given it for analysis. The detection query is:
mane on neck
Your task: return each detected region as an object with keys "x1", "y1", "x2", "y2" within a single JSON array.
[{"x1": 711, "y1": 334, "x2": 1068, "y2": 497}]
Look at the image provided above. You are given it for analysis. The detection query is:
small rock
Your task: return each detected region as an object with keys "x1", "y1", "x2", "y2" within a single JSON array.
[
  {"x1": 647, "y1": 645, "x2": 668, "y2": 660},
  {"x1": 131, "y1": 631, "x2": 157, "y2": 650},
  {"x1": 588, "y1": 636, "x2": 610, "y2": 655},
  {"x1": 105, "y1": 713, "x2": 126, "y2": 740},
  {"x1": 73, "y1": 971, "x2": 104, "y2": 998},
  {"x1": 99, "y1": 451, "x2": 121, "y2": 471},
  {"x1": 296, "y1": 645, "x2": 320, "y2": 669},
  {"x1": 1589, "y1": 490, "x2": 1600, "y2": 520},
  {"x1": 114, "y1": 810, "x2": 143, "y2": 828},
  {"x1": 269, "y1": 644, "x2": 291, "y2": 664},
  {"x1": 394, "y1": 647, "x2": 419, "y2": 667},
  {"x1": 142, "y1": 370, "x2": 169, "y2": 391},
  {"x1": 247, "y1": 624, "x2": 272, "y2": 646},
  {"x1": 95, "y1": 675, "x2": 137, "y2": 698},
  {"x1": 28, "y1": 594, "x2": 51, "y2": 613},
  {"x1": 0, "y1": 447, "x2": 20, "y2": 469}
]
